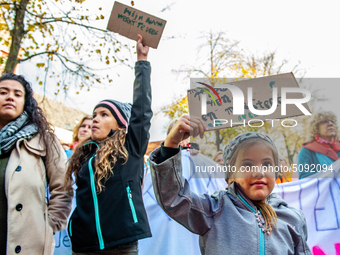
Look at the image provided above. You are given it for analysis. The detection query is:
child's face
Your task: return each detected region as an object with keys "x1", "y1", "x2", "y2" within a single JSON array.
[
  {"x1": 233, "y1": 143, "x2": 276, "y2": 203},
  {"x1": 92, "y1": 107, "x2": 119, "y2": 140}
]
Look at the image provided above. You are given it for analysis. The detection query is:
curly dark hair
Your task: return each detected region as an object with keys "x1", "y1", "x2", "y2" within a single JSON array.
[{"x1": 0, "y1": 73, "x2": 59, "y2": 164}]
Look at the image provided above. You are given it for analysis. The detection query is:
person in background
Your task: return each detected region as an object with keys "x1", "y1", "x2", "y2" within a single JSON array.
[
  {"x1": 212, "y1": 151, "x2": 224, "y2": 166},
  {"x1": 0, "y1": 73, "x2": 72, "y2": 254},
  {"x1": 275, "y1": 157, "x2": 291, "y2": 183},
  {"x1": 70, "y1": 115, "x2": 92, "y2": 152},
  {"x1": 298, "y1": 111, "x2": 340, "y2": 179},
  {"x1": 62, "y1": 143, "x2": 73, "y2": 159}
]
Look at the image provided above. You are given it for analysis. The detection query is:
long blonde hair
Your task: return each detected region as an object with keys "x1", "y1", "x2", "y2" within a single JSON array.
[
  {"x1": 227, "y1": 137, "x2": 278, "y2": 230},
  {"x1": 65, "y1": 129, "x2": 128, "y2": 193}
]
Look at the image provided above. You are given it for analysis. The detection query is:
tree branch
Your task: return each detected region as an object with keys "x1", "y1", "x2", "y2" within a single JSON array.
[
  {"x1": 0, "y1": 3, "x2": 16, "y2": 6},
  {"x1": 26, "y1": 19, "x2": 107, "y2": 34},
  {"x1": 19, "y1": 51, "x2": 100, "y2": 73}
]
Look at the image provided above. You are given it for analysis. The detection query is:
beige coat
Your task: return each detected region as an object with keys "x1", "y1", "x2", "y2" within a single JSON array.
[{"x1": 5, "y1": 133, "x2": 73, "y2": 255}]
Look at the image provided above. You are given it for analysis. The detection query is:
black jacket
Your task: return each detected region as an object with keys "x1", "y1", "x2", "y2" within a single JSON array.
[{"x1": 68, "y1": 61, "x2": 152, "y2": 252}]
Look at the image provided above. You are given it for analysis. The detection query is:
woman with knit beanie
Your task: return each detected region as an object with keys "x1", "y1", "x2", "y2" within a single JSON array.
[{"x1": 65, "y1": 34, "x2": 152, "y2": 254}]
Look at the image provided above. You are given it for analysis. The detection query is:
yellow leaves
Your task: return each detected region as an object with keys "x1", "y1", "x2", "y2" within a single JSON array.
[
  {"x1": 96, "y1": 49, "x2": 101, "y2": 54},
  {"x1": 161, "y1": 96, "x2": 189, "y2": 119},
  {"x1": 106, "y1": 60, "x2": 110, "y2": 65},
  {"x1": 39, "y1": 81, "x2": 43, "y2": 85},
  {"x1": 28, "y1": 25, "x2": 35, "y2": 32},
  {"x1": 36, "y1": 63, "x2": 45, "y2": 68},
  {"x1": 99, "y1": 7, "x2": 102, "y2": 10},
  {"x1": 2, "y1": 4, "x2": 11, "y2": 11},
  {"x1": 131, "y1": 1, "x2": 135, "y2": 6},
  {"x1": 46, "y1": 43, "x2": 51, "y2": 51},
  {"x1": 100, "y1": 15, "x2": 104, "y2": 19},
  {"x1": 241, "y1": 66, "x2": 248, "y2": 75}
]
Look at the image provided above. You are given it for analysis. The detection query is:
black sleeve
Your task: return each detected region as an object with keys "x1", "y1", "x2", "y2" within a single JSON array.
[
  {"x1": 159, "y1": 142, "x2": 180, "y2": 162},
  {"x1": 126, "y1": 61, "x2": 153, "y2": 157}
]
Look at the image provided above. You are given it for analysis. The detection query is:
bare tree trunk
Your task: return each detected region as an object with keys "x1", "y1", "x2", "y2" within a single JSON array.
[{"x1": 4, "y1": 0, "x2": 29, "y2": 74}]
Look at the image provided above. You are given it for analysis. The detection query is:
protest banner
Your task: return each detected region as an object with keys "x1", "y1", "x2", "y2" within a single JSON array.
[
  {"x1": 107, "y1": 2, "x2": 167, "y2": 49},
  {"x1": 188, "y1": 73, "x2": 312, "y2": 130},
  {"x1": 274, "y1": 165, "x2": 340, "y2": 255}
]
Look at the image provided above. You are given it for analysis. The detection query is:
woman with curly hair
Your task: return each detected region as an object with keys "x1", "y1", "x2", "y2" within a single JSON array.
[
  {"x1": 64, "y1": 35, "x2": 152, "y2": 254},
  {"x1": 0, "y1": 73, "x2": 72, "y2": 254},
  {"x1": 298, "y1": 111, "x2": 340, "y2": 179}
]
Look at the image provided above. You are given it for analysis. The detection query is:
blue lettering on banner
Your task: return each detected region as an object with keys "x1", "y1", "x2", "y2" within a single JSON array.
[{"x1": 314, "y1": 179, "x2": 340, "y2": 231}]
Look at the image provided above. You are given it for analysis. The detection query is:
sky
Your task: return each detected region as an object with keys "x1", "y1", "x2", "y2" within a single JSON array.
[{"x1": 19, "y1": 0, "x2": 340, "y2": 142}]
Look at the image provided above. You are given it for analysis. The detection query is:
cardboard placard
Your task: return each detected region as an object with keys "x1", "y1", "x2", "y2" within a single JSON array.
[
  {"x1": 188, "y1": 73, "x2": 312, "y2": 130},
  {"x1": 107, "y1": 2, "x2": 167, "y2": 49}
]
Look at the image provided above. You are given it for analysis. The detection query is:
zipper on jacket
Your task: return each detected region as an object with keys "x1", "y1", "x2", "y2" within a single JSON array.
[
  {"x1": 259, "y1": 227, "x2": 265, "y2": 255},
  {"x1": 126, "y1": 185, "x2": 138, "y2": 223},
  {"x1": 69, "y1": 219, "x2": 72, "y2": 237},
  {"x1": 237, "y1": 193, "x2": 265, "y2": 255},
  {"x1": 88, "y1": 156, "x2": 105, "y2": 250}
]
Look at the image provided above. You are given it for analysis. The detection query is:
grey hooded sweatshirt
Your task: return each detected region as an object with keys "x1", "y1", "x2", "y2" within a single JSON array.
[{"x1": 149, "y1": 147, "x2": 312, "y2": 255}]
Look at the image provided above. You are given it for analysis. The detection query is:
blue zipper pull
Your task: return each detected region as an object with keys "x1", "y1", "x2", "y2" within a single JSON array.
[{"x1": 126, "y1": 186, "x2": 138, "y2": 223}]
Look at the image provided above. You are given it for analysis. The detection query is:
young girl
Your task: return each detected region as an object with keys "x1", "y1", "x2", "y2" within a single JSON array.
[
  {"x1": 65, "y1": 35, "x2": 152, "y2": 254},
  {"x1": 149, "y1": 115, "x2": 312, "y2": 255}
]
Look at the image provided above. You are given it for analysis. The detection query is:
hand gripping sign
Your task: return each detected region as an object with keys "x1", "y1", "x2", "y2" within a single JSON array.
[{"x1": 188, "y1": 73, "x2": 312, "y2": 130}]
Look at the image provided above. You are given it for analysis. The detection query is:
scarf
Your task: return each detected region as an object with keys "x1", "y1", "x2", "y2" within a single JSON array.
[
  {"x1": 315, "y1": 135, "x2": 339, "y2": 152},
  {"x1": 0, "y1": 111, "x2": 38, "y2": 155}
]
